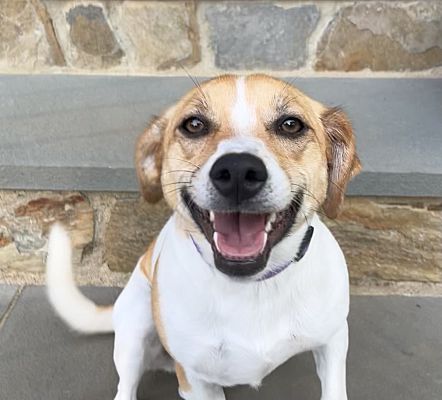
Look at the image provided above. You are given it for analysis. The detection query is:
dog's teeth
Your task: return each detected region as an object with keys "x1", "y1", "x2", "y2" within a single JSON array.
[
  {"x1": 261, "y1": 232, "x2": 268, "y2": 252},
  {"x1": 210, "y1": 211, "x2": 215, "y2": 223},
  {"x1": 265, "y1": 213, "x2": 276, "y2": 232},
  {"x1": 213, "y1": 232, "x2": 220, "y2": 251}
]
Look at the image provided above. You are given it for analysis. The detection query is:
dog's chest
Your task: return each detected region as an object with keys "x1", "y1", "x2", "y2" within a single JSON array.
[
  {"x1": 151, "y1": 217, "x2": 348, "y2": 387},
  {"x1": 178, "y1": 316, "x2": 316, "y2": 387},
  {"x1": 158, "y1": 273, "x2": 318, "y2": 387}
]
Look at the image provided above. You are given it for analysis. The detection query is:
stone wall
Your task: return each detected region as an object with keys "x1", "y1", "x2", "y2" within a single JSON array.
[
  {"x1": 1, "y1": 191, "x2": 441, "y2": 292},
  {"x1": 1, "y1": 0, "x2": 441, "y2": 75}
]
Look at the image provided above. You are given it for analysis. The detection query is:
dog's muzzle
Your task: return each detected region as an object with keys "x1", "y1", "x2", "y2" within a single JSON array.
[
  {"x1": 182, "y1": 152, "x2": 303, "y2": 279},
  {"x1": 208, "y1": 153, "x2": 269, "y2": 269}
]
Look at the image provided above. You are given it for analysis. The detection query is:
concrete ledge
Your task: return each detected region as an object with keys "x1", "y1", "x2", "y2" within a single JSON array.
[
  {"x1": 1, "y1": 167, "x2": 442, "y2": 197},
  {"x1": 0, "y1": 166, "x2": 136, "y2": 192},
  {"x1": 1, "y1": 75, "x2": 441, "y2": 196}
]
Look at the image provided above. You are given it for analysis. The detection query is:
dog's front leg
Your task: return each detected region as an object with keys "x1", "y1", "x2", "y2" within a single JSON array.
[
  {"x1": 177, "y1": 368, "x2": 225, "y2": 400},
  {"x1": 113, "y1": 268, "x2": 172, "y2": 400},
  {"x1": 312, "y1": 322, "x2": 349, "y2": 400}
]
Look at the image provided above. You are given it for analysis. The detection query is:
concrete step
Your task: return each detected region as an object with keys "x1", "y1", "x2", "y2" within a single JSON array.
[
  {"x1": 1, "y1": 75, "x2": 441, "y2": 196},
  {"x1": 0, "y1": 285, "x2": 441, "y2": 399}
]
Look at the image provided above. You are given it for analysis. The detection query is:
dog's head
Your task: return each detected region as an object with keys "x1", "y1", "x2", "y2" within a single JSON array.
[{"x1": 136, "y1": 75, "x2": 360, "y2": 278}]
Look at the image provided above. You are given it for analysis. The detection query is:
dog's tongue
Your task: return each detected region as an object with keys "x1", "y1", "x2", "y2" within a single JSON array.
[{"x1": 214, "y1": 213, "x2": 266, "y2": 258}]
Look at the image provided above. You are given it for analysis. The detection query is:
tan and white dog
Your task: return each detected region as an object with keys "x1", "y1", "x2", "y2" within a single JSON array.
[{"x1": 46, "y1": 74, "x2": 361, "y2": 400}]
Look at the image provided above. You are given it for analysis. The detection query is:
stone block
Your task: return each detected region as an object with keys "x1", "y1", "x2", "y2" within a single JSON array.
[
  {"x1": 46, "y1": 1, "x2": 123, "y2": 68},
  {"x1": 326, "y1": 198, "x2": 442, "y2": 283},
  {"x1": 103, "y1": 196, "x2": 171, "y2": 272},
  {"x1": 205, "y1": 3, "x2": 319, "y2": 70},
  {"x1": 107, "y1": 1, "x2": 199, "y2": 70},
  {"x1": 0, "y1": 192, "x2": 93, "y2": 272},
  {"x1": 316, "y1": 1, "x2": 442, "y2": 71},
  {"x1": 0, "y1": 0, "x2": 54, "y2": 69},
  {"x1": 1, "y1": 188, "x2": 440, "y2": 286}
]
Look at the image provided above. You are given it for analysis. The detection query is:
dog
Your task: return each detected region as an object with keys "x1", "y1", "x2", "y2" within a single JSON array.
[{"x1": 46, "y1": 74, "x2": 361, "y2": 400}]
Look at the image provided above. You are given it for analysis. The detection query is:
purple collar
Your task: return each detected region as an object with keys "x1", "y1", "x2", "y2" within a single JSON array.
[
  {"x1": 258, "y1": 226, "x2": 314, "y2": 281},
  {"x1": 190, "y1": 226, "x2": 314, "y2": 281}
]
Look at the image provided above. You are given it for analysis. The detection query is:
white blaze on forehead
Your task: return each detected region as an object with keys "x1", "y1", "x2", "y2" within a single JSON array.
[{"x1": 230, "y1": 76, "x2": 256, "y2": 136}]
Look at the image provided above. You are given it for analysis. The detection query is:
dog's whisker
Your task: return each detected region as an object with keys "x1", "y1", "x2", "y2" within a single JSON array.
[
  {"x1": 289, "y1": 187, "x2": 333, "y2": 222},
  {"x1": 163, "y1": 186, "x2": 193, "y2": 196},
  {"x1": 162, "y1": 169, "x2": 195, "y2": 175},
  {"x1": 162, "y1": 181, "x2": 192, "y2": 187},
  {"x1": 289, "y1": 175, "x2": 322, "y2": 205},
  {"x1": 164, "y1": 157, "x2": 201, "y2": 170},
  {"x1": 289, "y1": 188, "x2": 344, "y2": 225},
  {"x1": 290, "y1": 184, "x2": 322, "y2": 207},
  {"x1": 177, "y1": 61, "x2": 210, "y2": 109},
  {"x1": 174, "y1": 198, "x2": 201, "y2": 230},
  {"x1": 163, "y1": 188, "x2": 181, "y2": 196},
  {"x1": 163, "y1": 181, "x2": 194, "y2": 193},
  {"x1": 327, "y1": 178, "x2": 346, "y2": 195},
  {"x1": 289, "y1": 196, "x2": 310, "y2": 227},
  {"x1": 288, "y1": 177, "x2": 330, "y2": 226}
]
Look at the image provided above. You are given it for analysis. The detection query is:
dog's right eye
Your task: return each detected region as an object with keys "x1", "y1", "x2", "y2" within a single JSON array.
[{"x1": 180, "y1": 117, "x2": 208, "y2": 137}]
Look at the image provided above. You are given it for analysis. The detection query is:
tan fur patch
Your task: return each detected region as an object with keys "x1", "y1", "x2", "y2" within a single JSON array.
[
  {"x1": 140, "y1": 238, "x2": 157, "y2": 284},
  {"x1": 139, "y1": 239, "x2": 168, "y2": 351},
  {"x1": 151, "y1": 255, "x2": 170, "y2": 356},
  {"x1": 96, "y1": 305, "x2": 113, "y2": 312},
  {"x1": 175, "y1": 362, "x2": 192, "y2": 393},
  {"x1": 141, "y1": 240, "x2": 191, "y2": 392}
]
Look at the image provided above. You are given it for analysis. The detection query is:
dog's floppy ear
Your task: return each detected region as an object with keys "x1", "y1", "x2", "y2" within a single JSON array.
[
  {"x1": 136, "y1": 113, "x2": 169, "y2": 203},
  {"x1": 321, "y1": 107, "x2": 361, "y2": 219}
]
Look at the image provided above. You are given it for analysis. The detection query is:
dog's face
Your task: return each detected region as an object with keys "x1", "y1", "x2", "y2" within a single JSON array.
[{"x1": 136, "y1": 75, "x2": 360, "y2": 278}]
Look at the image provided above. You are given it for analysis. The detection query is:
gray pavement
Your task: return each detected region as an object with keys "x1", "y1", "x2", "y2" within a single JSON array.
[{"x1": 0, "y1": 286, "x2": 441, "y2": 400}]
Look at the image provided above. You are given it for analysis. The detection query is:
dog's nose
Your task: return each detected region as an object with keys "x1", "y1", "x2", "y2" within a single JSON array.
[{"x1": 209, "y1": 153, "x2": 268, "y2": 202}]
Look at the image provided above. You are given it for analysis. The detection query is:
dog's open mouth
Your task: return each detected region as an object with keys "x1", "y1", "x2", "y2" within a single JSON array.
[{"x1": 182, "y1": 190, "x2": 303, "y2": 277}]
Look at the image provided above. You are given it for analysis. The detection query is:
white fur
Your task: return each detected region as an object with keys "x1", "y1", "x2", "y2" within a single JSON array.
[
  {"x1": 46, "y1": 224, "x2": 113, "y2": 333},
  {"x1": 231, "y1": 76, "x2": 255, "y2": 136},
  {"x1": 157, "y1": 215, "x2": 348, "y2": 391},
  {"x1": 143, "y1": 155, "x2": 158, "y2": 178}
]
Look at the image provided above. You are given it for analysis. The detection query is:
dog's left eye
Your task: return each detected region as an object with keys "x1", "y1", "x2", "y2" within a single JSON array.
[
  {"x1": 279, "y1": 117, "x2": 305, "y2": 135},
  {"x1": 180, "y1": 117, "x2": 208, "y2": 137}
]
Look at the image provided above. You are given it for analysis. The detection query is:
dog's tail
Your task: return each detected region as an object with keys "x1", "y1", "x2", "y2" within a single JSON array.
[{"x1": 46, "y1": 224, "x2": 114, "y2": 334}]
